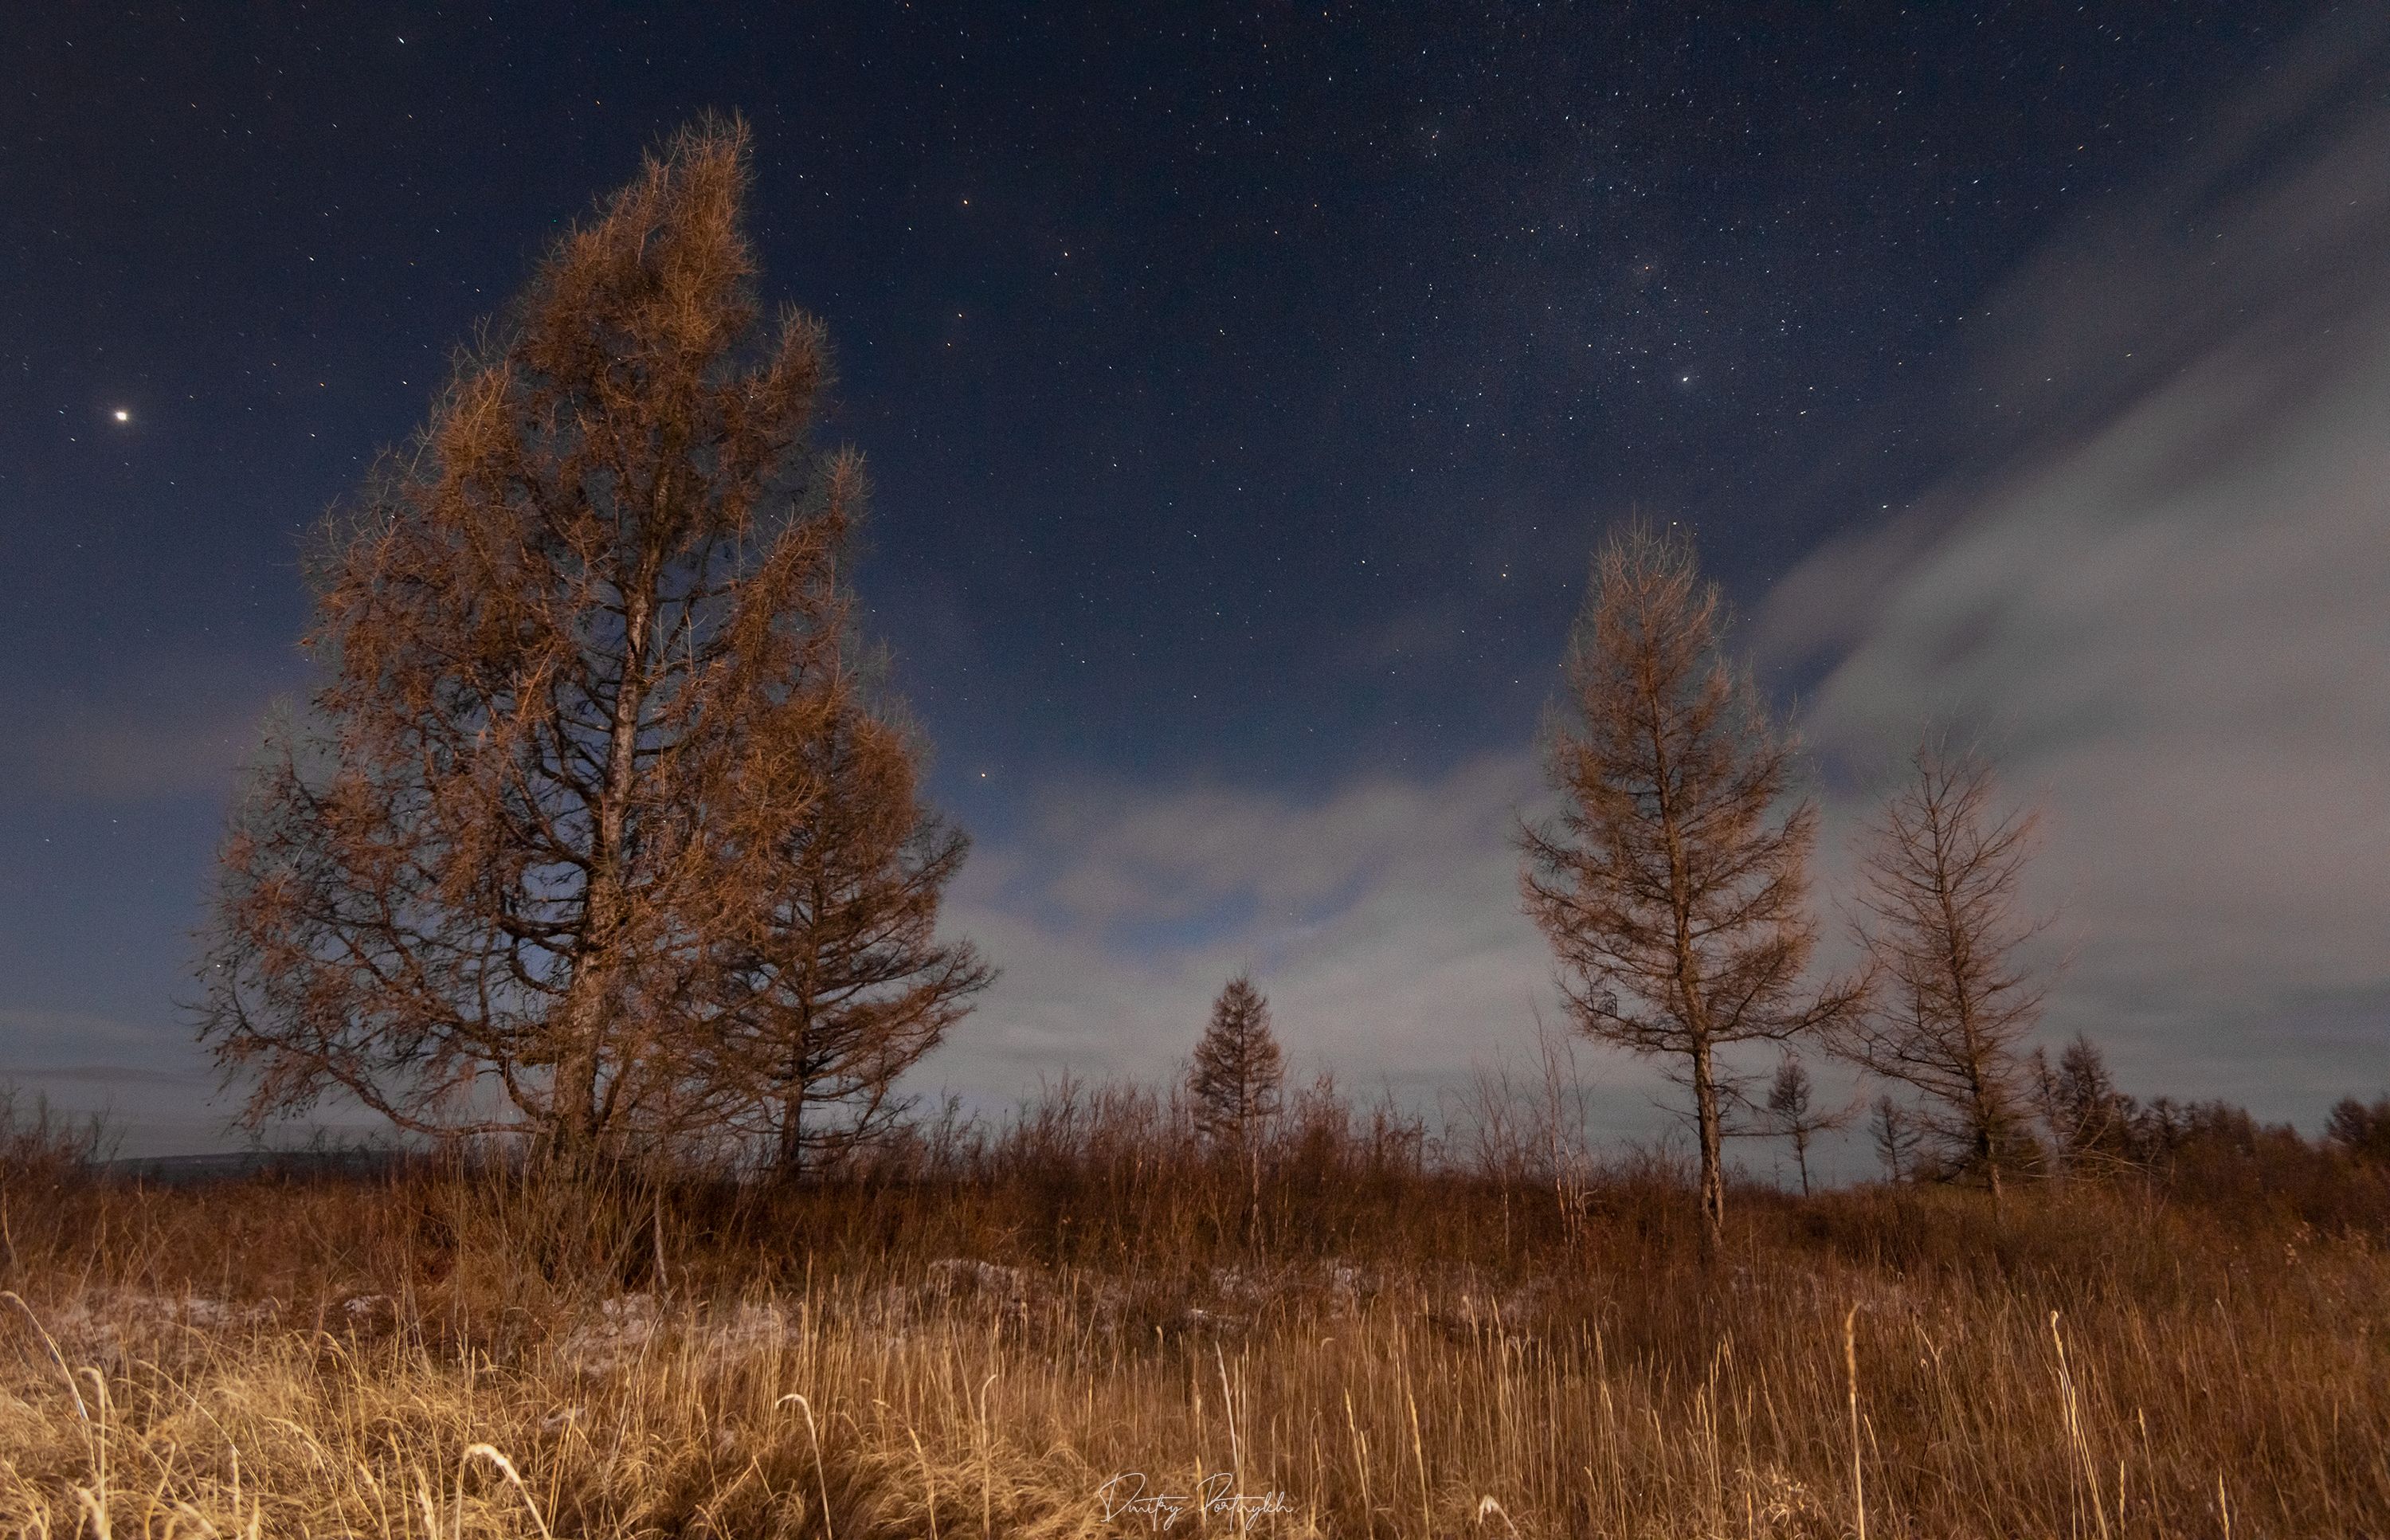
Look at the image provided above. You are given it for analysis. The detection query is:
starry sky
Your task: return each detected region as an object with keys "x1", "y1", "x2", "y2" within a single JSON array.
[{"x1": 7, "y1": 4, "x2": 2387, "y2": 1162}]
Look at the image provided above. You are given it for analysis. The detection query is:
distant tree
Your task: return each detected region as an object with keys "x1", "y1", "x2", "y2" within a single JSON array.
[
  {"x1": 702, "y1": 689, "x2": 994, "y2": 1177},
  {"x1": 1833, "y1": 740, "x2": 2047, "y2": 1201},
  {"x1": 2032, "y1": 1034, "x2": 2136, "y2": 1175},
  {"x1": 1871, "y1": 1095, "x2": 1922, "y2": 1183},
  {"x1": 195, "y1": 122, "x2": 982, "y2": 1172},
  {"x1": 1753, "y1": 1054, "x2": 1855, "y2": 1197},
  {"x1": 1518, "y1": 523, "x2": 1861, "y2": 1251},
  {"x1": 1189, "y1": 974, "x2": 1284, "y2": 1153},
  {"x1": 2324, "y1": 1095, "x2": 2390, "y2": 1165}
]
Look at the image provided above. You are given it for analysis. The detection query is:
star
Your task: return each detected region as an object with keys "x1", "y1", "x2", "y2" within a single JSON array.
[{"x1": 112, "y1": 409, "x2": 131, "y2": 422}]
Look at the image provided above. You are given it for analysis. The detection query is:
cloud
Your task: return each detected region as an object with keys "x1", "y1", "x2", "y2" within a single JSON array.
[
  {"x1": 4, "y1": 1064, "x2": 200, "y2": 1087},
  {"x1": 0, "y1": 1006, "x2": 176, "y2": 1057},
  {"x1": 10, "y1": 654, "x2": 286, "y2": 804},
  {"x1": 0, "y1": 1009, "x2": 249, "y2": 1158},
  {"x1": 1759, "y1": 15, "x2": 2390, "y2": 1121},
  {"x1": 925, "y1": 754, "x2": 1604, "y2": 1107}
]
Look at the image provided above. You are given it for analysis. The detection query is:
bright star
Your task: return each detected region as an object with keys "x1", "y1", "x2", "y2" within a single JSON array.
[{"x1": 112, "y1": 409, "x2": 130, "y2": 422}]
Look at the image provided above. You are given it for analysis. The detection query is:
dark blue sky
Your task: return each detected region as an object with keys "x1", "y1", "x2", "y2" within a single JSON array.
[{"x1": 7, "y1": 3, "x2": 2380, "y2": 1154}]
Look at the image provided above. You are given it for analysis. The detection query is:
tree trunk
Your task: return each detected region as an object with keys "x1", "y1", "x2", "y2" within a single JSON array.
[
  {"x1": 778, "y1": 1084, "x2": 807, "y2": 1179},
  {"x1": 1691, "y1": 1037, "x2": 1726, "y2": 1256},
  {"x1": 551, "y1": 574, "x2": 658, "y2": 1173}
]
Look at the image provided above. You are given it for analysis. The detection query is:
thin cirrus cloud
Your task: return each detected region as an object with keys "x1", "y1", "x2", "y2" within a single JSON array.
[
  {"x1": 14, "y1": 656, "x2": 286, "y2": 805},
  {"x1": 928, "y1": 754, "x2": 1573, "y2": 1106},
  {"x1": 1751, "y1": 14, "x2": 2390, "y2": 1119}
]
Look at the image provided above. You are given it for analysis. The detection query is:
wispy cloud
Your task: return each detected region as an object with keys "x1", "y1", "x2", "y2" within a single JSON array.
[
  {"x1": 927, "y1": 754, "x2": 1585, "y2": 1107},
  {"x1": 4, "y1": 1064, "x2": 202, "y2": 1087},
  {"x1": 10, "y1": 653, "x2": 286, "y2": 804},
  {"x1": 0, "y1": 1006, "x2": 178, "y2": 1056},
  {"x1": 1758, "y1": 11, "x2": 2390, "y2": 1119}
]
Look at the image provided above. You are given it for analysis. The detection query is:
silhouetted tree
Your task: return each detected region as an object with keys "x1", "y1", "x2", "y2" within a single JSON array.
[
  {"x1": 2325, "y1": 1095, "x2": 2390, "y2": 1165},
  {"x1": 197, "y1": 122, "x2": 981, "y2": 1171},
  {"x1": 1189, "y1": 974, "x2": 1284, "y2": 1152},
  {"x1": 1755, "y1": 1054, "x2": 1855, "y2": 1197},
  {"x1": 2033, "y1": 1034, "x2": 2136, "y2": 1175},
  {"x1": 1871, "y1": 1095, "x2": 1922, "y2": 1183},
  {"x1": 1518, "y1": 523, "x2": 1860, "y2": 1251},
  {"x1": 1834, "y1": 740, "x2": 2047, "y2": 1201}
]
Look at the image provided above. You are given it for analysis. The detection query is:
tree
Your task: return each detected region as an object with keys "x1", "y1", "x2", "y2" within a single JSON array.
[
  {"x1": 1189, "y1": 974, "x2": 1284, "y2": 1152},
  {"x1": 1518, "y1": 523, "x2": 1859, "y2": 1251},
  {"x1": 2325, "y1": 1095, "x2": 2390, "y2": 1165},
  {"x1": 702, "y1": 690, "x2": 994, "y2": 1176},
  {"x1": 1753, "y1": 1054, "x2": 1855, "y2": 1197},
  {"x1": 197, "y1": 121, "x2": 982, "y2": 1170},
  {"x1": 1834, "y1": 740, "x2": 2047, "y2": 1200},
  {"x1": 1871, "y1": 1094, "x2": 1922, "y2": 1182},
  {"x1": 2032, "y1": 1034, "x2": 2136, "y2": 1176}
]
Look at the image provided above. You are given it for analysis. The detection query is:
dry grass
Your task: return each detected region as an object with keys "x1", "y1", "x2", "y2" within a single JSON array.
[{"x1": 3, "y1": 1091, "x2": 2388, "y2": 1537}]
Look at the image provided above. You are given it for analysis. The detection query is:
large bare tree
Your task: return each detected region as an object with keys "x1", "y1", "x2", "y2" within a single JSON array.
[
  {"x1": 1834, "y1": 740, "x2": 2045, "y2": 1198},
  {"x1": 1518, "y1": 523, "x2": 1856, "y2": 1249},
  {"x1": 197, "y1": 123, "x2": 980, "y2": 1169}
]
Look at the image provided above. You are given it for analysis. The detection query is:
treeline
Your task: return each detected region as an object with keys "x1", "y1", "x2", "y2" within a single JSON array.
[
  {"x1": 1163, "y1": 974, "x2": 2390, "y2": 1233},
  {"x1": 9, "y1": 1066, "x2": 2390, "y2": 1303}
]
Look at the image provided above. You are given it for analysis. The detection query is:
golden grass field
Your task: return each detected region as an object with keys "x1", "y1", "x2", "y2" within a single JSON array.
[{"x1": 3, "y1": 1092, "x2": 2387, "y2": 1538}]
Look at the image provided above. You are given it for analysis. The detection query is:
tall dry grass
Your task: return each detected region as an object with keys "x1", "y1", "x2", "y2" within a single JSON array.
[{"x1": 3, "y1": 1080, "x2": 2388, "y2": 1537}]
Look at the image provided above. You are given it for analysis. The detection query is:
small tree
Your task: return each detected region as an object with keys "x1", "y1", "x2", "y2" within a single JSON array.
[
  {"x1": 1871, "y1": 1095, "x2": 1922, "y2": 1182},
  {"x1": 1754, "y1": 1054, "x2": 1854, "y2": 1197},
  {"x1": 1835, "y1": 740, "x2": 2047, "y2": 1201},
  {"x1": 704, "y1": 690, "x2": 994, "y2": 1177},
  {"x1": 1189, "y1": 974, "x2": 1284, "y2": 1153},
  {"x1": 2033, "y1": 1034, "x2": 2136, "y2": 1176},
  {"x1": 1518, "y1": 523, "x2": 1859, "y2": 1251},
  {"x1": 2325, "y1": 1095, "x2": 2390, "y2": 1165}
]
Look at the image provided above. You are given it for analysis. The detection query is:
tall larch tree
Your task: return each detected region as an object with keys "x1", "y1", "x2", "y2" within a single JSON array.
[
  {"x1": 1518, "y1": 522, "x2": 1859, "y2": 1252},
  {"x1": 1834, "y1": 739, "x2": 2046, "y2": 1200},
  {"x1": 1189, "y1": 973, "x2": 1285, "y2": 1153},
  {"x1": 196, "y1": 121, "x2": 981, "y2": 1170}
]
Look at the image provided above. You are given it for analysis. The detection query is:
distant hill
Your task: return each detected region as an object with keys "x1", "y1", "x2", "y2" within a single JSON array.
[{"x1": 99, "y1": 1147, "x2": 406, "y2": 1185}]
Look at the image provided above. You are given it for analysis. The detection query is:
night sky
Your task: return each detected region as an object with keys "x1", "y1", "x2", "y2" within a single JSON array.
[{"x1": 9, "y1": 5, "x2": 2388, "y2": 1162}]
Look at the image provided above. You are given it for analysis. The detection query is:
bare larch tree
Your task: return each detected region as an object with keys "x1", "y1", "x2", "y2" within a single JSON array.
[
  {"x1": 1871, "y1": 1094, "x2": 1922, "y2": 1182},
  {"x1": 2032, "y1": 1033, "x2": 2135, "y2": 1176},
  {"x1": 197, "y1": 122, "x2": 980, "y2": 1170},
  {"x1": 1756, "y1": 1054, "x2": 1854, "y2": 1197},
  {"x1": 1189, "y1": 974, "x2": 1285, "y2": 1153},
  {"x1": 1518, "y1": 523, "x2": 1857, "y2": 1250},
  {"x1": 1835, "y1": 739, "x2": 2045, "y2": 1200}
]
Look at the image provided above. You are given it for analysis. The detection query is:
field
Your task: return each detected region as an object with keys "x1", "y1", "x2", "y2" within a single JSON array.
[{"x1": 3, "y1": 1089, "x2": 2388, "y2": 1538}]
